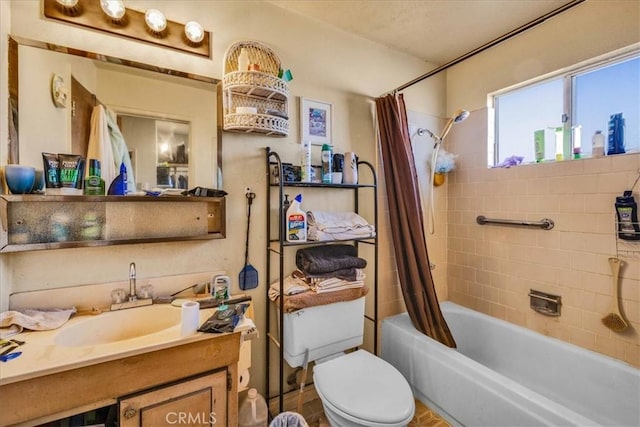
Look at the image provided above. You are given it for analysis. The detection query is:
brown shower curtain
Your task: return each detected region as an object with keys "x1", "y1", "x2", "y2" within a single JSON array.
[{"x1": 375, "y1": 93, "x2": 456, "y2": 348}]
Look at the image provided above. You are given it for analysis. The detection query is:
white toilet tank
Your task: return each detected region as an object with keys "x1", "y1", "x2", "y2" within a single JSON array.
[{"x1": 281, "y1": 297, "x2": 365, "y2": 367}]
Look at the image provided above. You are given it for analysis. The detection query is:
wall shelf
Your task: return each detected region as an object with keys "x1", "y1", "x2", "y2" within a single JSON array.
[
  {"x1": 615, "y1": 219, "x2": 640, "y2": 259},
  {"x1": 0, "y1": 195, "x2": 225, "y2": 253}
]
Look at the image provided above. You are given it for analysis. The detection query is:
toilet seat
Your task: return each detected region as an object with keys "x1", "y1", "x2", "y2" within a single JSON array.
[{"x1": 313, "y1": 350, "x2": 415, "y2": 426}]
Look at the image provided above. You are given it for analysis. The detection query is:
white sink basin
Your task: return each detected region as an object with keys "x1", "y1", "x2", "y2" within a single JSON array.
[{"x1": 55, "y1": 305, "x2": 183, "y2": 347}]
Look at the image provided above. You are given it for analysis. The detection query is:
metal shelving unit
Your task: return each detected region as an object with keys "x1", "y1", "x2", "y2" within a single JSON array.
[{"x1": 264, "y1": 147, "x2": 378, "y2": 414}]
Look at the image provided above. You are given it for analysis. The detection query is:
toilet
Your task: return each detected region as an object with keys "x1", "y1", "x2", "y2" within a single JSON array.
[
  {"x1": 282, "y1": 297, "x2": 415, "y2": 427},
  {"x1": 314, "y1": 350, "x2": 415, "y2": 426}
]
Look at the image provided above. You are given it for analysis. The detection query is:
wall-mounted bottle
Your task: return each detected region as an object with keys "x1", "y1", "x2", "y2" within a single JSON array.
[
  {"x1": 615, "y1": 190, "x2": 640, "y2": 240},
  {"x1": 83, "y1": 159, "x2": 105, "y2": 195}
]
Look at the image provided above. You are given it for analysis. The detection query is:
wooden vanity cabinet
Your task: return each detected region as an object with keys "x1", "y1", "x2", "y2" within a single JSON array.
[
  {"x1": 119, "y1": 370, "x2": 227, "y2": 426},
  {"x1": 0, "y1": 333, "x2": 240, "y2": 426}
]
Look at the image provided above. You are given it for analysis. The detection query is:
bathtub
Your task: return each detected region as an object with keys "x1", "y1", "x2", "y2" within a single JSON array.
[{"x1": 381, "y1": 301, "x2": 639, "y2": 427}]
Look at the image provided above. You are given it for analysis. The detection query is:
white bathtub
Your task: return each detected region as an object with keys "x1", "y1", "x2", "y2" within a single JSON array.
[{"x1": 381, "y1": 301, "x2": 639, "y2": 427}]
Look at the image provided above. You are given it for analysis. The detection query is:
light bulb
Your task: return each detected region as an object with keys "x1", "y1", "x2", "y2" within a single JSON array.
[
  {"x1": 184, "y1": 21, "x2": 204, "y2": 44},
  {"x1": 55, "y1": 0, "x2": 80, "y2": 16},
  {"x1": 145, "y1": 9, "x2": 167, "y2": 34},
  {"x1": 100, "y1": 0, "x2": 125, "y2": 21},
  {"x1": 56, "y1": 0, "x2": 78, "y2": 6}
]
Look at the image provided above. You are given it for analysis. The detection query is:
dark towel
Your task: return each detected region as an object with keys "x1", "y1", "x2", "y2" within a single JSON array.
[
  {"x1": 305, "y1": 268, "x2": 361, "y2": 281},
  {"x1": 296, "y1": 244, "x2": 367, "y2": 274}
]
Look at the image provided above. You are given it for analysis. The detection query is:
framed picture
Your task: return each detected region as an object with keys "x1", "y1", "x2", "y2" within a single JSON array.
[{"x1": 300, "y1": 97, "x2": 332, "y2": 146}]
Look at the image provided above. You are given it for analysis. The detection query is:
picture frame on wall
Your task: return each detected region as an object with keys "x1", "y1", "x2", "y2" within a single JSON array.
[{"x1": 300, "y1": 97, "x2": 332, "y2": 146}]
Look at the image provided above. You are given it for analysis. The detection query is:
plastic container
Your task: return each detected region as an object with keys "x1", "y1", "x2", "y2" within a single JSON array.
[
  {"x1": 286, "y1": 194, "x2": 307, "y2": 242},
  {"x1": 238, "y1": 48, "x2": 250, "y2": 72},
  {"x1": 607, "y1": 113, "x2": 626, "y2": 155},
  {"x1": 321, "y1": 144, "x2": 332, "y2": 184},
  {"x1": 534, "y1": 129, "x2": 545, "y2": 163},
  {"x1": 300, "y1": 141, "x2": 311, "y2": 183},
  {"x1": 615, "y1": 190, "x2": 640, "y2": 240},
  {"x1": 238, "y1": 388, "x2": 268, "y2": 427},
  {"x1": 592, "y1": 130, "x2": 605, "y2": 157}
]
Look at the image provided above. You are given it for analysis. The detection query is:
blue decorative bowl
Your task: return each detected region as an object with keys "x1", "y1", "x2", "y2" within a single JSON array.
[{"x1": 4, "y1": 165, "x2": 36, "y2": 194}]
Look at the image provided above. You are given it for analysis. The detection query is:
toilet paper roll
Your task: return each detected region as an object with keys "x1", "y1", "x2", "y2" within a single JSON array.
[
  {"x1": 239, "y1": 369, "x2": 250, "y2": 389},
  {"x1": 181, "y1": 301, "x2": 200, "y2": 336}
]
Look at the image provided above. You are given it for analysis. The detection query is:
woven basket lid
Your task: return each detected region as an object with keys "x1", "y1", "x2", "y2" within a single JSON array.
[{"x1": 224, "y1": 40, "x2": 282, "y2": 76}]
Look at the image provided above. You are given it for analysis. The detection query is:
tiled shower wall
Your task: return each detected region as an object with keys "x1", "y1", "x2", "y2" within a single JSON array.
[{"x1": 446, "y1": 108, "x2": 640, "y2": 367}]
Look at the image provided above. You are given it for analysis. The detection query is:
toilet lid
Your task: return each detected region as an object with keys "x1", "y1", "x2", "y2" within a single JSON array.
[{"x1": 313, "y1": 350, "x2": 414, "y2": 425}]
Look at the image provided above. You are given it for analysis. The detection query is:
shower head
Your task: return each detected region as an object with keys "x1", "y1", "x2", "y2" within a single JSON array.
[{"x1": 417, "y1": 109, "x2": 470, "y2": 143}]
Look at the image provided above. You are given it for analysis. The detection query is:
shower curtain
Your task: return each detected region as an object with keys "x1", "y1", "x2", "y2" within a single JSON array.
[{"x1": 375, "y1": 93, "x2": 456, "y2": 348}]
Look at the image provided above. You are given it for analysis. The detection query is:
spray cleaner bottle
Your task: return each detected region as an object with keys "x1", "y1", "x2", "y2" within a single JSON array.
[{"x1": 286, "y1": 194, "x2": 307, "y2": 242}]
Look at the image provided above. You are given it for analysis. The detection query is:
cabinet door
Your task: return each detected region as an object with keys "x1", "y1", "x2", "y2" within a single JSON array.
[{"x1": 119, "y1": 370, "x2": 227, "y2": 427}]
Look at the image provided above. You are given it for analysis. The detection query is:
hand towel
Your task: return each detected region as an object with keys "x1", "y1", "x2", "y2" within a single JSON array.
[{"x1": 0, "y1": 308, "x2": 77, "y2": 338}]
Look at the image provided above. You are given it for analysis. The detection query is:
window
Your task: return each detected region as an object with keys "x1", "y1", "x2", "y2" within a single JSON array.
[{"x1": 491, "y1": 50, "x2": 639, "y2": 166}]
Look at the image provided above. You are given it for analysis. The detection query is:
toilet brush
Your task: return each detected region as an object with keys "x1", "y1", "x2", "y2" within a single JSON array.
[{"x1": 601, "y1": 257, "x2": 628, "y2": 332}]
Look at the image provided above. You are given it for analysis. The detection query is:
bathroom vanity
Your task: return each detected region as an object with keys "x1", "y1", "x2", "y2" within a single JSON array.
[{"x1": 0, "y1": 306, "x2": 244, "y2": 426}]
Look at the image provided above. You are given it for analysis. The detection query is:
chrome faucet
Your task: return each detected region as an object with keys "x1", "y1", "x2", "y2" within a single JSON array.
[
  {"x1": 129, "y1": 262, "x2": 137, "y2": 302},
  {"x1": 110, "y1": 262, "x2": 152, "y2": 311}
]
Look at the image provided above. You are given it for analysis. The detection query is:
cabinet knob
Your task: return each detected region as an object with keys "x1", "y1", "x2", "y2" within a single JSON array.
[{"x1": 123, "y1": 406, "x2": 137, "y2": 419}]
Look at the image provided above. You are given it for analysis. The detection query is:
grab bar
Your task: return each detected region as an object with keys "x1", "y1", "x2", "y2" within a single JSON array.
[{"x1": 476, "y1": 215, "x2": 554, "y2": 230}]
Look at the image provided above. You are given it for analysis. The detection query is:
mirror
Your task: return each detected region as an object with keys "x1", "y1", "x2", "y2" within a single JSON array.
[{"x1": 8, "y1": 36, "x2": 221, "y2": 191}]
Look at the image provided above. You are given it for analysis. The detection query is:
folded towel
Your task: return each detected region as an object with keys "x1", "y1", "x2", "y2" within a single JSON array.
[
  {"x1": 268, "y1": 275, "x2": 311, "y2": 301},
  {"x1": 307, "y1": 211, "x2": 374, "y2": 235},
  {"x1": 296, "y1": 245, "x2": 367, "y2": 275},
  {"x1": 0, "y1": 308, "x2": 77, "y2": 338},
  {"x1": 313, "y1": 277, "x2": 365, "y2": 294},
  {"x1": 308, "y1": 226, "x2": 376, "y2": 241}
]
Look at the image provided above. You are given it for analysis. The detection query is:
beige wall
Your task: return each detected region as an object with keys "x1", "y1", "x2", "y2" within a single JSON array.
[
  {"x1": 1, "y1": 0, "x2": 434, "y2": 396},
  {"x1": 440, "y1": 0, "x2": 640, "y2": 367}
]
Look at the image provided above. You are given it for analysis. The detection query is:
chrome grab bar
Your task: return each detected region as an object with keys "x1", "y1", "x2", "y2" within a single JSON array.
[{"x1": 476, "y1": 215, "x2": 554, "y2": 230}]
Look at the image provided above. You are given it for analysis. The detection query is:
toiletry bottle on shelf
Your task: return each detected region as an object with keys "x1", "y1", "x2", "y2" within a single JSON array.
[
  {"x1": 107, "y1": 162, "x2": 128, "y2": 195},
  {"x1": 300, "y1": 141, "x2": 312, "y2": 183},
  {"x1": 343, "y1": 152, "x2": 358, "y2": 184},
  {"x1": 607, "y1": 113, "x2": 626, "y2": 155},
  {"x1": 83, "y1": 159, "x2": 105, "y2": 195},
  {"x1": 238, "y1": 48, "x2": 250, "y2": 72},
  {"x1": 592, "y1": 130, "x2": 605, "y2": 157},
  {"x1": 572, "y1": 125, "x2": 582, "y2": 159},
  {"x1": 534, "y1": 130, "x2": 545, "y2": 163},
  {"x1": 286, "y1": 194, "x2": 307, "y2": 242},
  {"x1": 321, "y1": 144, "x2": 333, "y2": 184},
  {"x1": 615, "y1": 190, "x2": 640, "y2": 240}
]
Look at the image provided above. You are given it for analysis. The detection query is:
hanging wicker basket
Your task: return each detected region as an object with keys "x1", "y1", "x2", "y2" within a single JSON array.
[{"x1": 222, "y1": 40, "x2": 289, "y2": 136}]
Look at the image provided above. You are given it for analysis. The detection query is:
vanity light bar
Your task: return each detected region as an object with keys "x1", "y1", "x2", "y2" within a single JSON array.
[{"x1": 43, "y1": 0, "x2": 211, "y2": 58}]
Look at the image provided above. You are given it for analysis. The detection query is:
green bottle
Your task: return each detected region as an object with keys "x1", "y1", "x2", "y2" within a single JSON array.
[{"x1": 83, "y1": 159, "x2": 105, "y2": 195}]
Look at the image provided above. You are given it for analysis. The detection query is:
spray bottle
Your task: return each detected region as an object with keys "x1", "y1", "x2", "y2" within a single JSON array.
[{"x1": 286, "y1": 194, "x2": 307, "y2": 242}]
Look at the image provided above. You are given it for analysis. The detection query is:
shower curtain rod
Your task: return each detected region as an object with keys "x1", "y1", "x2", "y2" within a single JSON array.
[{"x1": 390, "y1": 0, "x2": 586, "y2": 94}]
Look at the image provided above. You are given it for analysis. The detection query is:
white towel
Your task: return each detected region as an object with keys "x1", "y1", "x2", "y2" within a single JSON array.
[
  {"x1": 0, "y1": 308, "x2": 77, "y2": 338},
  {"x1": 87, "y1": 105, "x2": 117, "y2": 189},
  {"x1": 307, "y1": 211, "x2": 376, "y2": 241},
  {"x1": 313, "y1": 277, "x2": 365, "y2": 294},
  {"x1": 86, "y1": 106, "x2": 137, "y2": 193}
]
